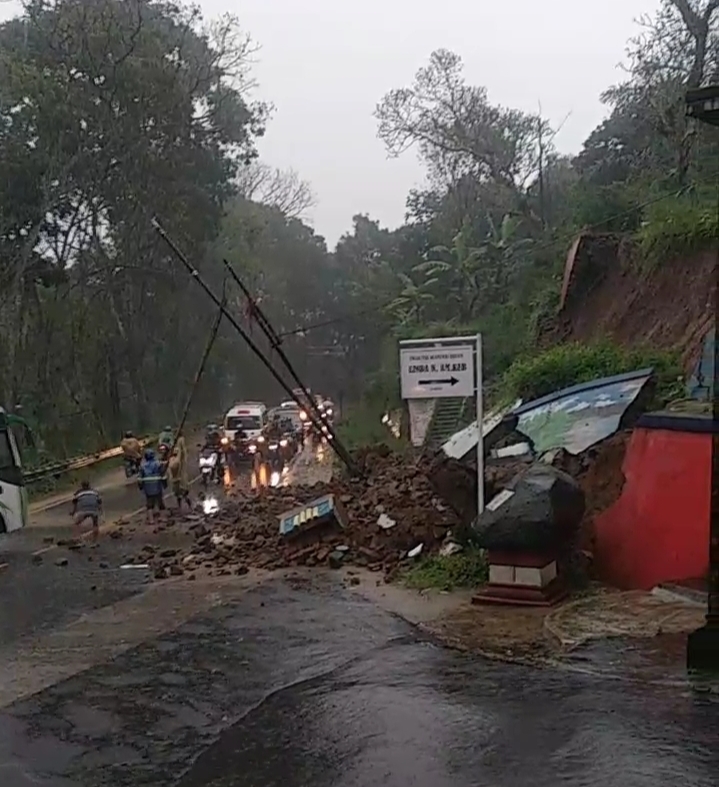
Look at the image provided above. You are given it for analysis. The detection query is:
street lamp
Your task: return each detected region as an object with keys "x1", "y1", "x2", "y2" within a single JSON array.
[{"x1": 685, "y1": 85, "x2": 719, "y2": 671}]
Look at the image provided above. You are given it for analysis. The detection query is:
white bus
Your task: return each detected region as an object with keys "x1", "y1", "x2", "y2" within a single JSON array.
[{"x1": 0, "y1": 407, "x2": 28, "y2": 533}]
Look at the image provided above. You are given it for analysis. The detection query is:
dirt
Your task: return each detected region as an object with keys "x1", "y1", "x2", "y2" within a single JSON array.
[
  {"x1": 424, "y1": 603, "x2": 553, "y2": 660},
  {"x1": 542, "y1": 233, "x2": 714, "y2": 369},
  {"x1": 428, "y1": 452, "x2": 532, "y2": 528},
  {"x1": 550, "y1": 431, "x2": 631, "y2": 555},
  {"x1": 129, "y1": 446, "x2": 461, "y2": 581}
]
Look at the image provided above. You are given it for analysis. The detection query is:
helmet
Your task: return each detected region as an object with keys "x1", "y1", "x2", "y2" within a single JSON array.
[
  {"x1": 164, "y1": 425, "x2": 172, "y2": 432},
  {"x1": 124, "y1": 430, "x2": 133, "y2": 438}
]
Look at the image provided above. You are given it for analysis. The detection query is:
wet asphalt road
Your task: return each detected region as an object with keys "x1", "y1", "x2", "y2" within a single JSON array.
[
  {"x1": 0, "y1": 475, "x2": 154, "y2": 648},
  {"x1": 0, "y1": 575, "x2": 717, "y2": 787}
]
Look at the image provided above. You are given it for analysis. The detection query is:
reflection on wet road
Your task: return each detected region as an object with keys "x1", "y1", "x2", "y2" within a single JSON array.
[{"x1": 3, "y1": 577, "x2": 717, "y2": 787}]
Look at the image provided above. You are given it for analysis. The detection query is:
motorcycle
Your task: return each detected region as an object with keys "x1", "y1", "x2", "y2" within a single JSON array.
[
  {"x1": 265, "y1": 440, "x2": 284, "y2": 472},
  {"x1": 199, "y1": 449, "x2": 222, "y2": 487},
  {"x1": 123, "y1": 456, "x2": 141, "y2": 478},
  {"x1": 278, "y1": 433, "x2": 297, "y2": 463}
]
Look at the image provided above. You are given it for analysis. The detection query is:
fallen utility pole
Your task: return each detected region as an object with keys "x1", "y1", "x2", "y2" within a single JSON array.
[
  {"x1": 221, "y1": 258, "x2": 346, "y2": 452},
  {"x1": 170, "y1": 286, "x2": 227, "y2": 457},
  {"x1": 223, "y1": 261, "x2": 283, "y2": 348},
  {"x1": 152, "y1": 219, "x2": 360, "y2": 477}
]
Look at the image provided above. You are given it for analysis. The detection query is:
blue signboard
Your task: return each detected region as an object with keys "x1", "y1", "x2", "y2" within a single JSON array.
[{"x1": 279, "y1": 494, "x2": 335, "y2": 536}]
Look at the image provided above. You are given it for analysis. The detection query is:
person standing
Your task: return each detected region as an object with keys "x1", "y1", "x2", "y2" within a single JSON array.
[
  {"x1": 70, "y1": 480, "x2": 102, "y2": 540},
  {"x1": 167, "y1": 448, "x2": 191, "y2": 510},
  {"x1": 138, "y1": 448, "x2": 167, "y2": 522}
]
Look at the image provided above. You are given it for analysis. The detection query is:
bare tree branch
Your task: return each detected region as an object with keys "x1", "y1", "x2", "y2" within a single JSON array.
[{"x1": 235, "y1": 161, "x2": 315, "y2": 219}]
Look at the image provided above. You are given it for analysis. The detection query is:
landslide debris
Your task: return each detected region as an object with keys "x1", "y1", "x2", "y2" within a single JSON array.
[
  {"x1": 133, "y1": 446, "x2": 461, "y2": 580},
  {"x1": 549, "y1": 431, "x2": 630, "y2": 553},
  {"x1": 128, "y1": 434, "x2": 631, "y2": 584}
]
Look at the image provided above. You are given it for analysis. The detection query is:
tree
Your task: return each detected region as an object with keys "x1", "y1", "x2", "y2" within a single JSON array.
[
  {"x1": 235, "y1": 161, "x2": 315, "y2": 219},
  {"x1": 599, "y1": 0, "x2": 719, "y2": 185},
  {"x1": 0, "y1": 0, "x2": 266, "y2": 453},
  {"x1": 375, "y1": 49, "x2": 547, "y2": 196}
]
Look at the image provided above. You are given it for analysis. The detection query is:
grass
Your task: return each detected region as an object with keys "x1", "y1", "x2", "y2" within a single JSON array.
[
  {"x1": 402, "y1": 547, "x2": 488, "y2": 592},
  {"x1": 335, "y1": 401, "x2": 404, "y2": 450}
]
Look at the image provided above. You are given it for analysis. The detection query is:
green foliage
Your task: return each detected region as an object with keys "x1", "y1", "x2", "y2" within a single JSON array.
[
  {"x1": 0, "y1": 0, "x2": 266, "y2": 456},
  {"x1": 336, "y1": 402, "x2": 403, "y2": 450},
  {"x1": 500, "y1": 341, "x2": 683, "y2": 404},
  {"x1": 402, "y1": 547, "x2": 488, "y2": 592},
  {"x1": 635, "y1": 194, "x2": 719, "y2": 269}
]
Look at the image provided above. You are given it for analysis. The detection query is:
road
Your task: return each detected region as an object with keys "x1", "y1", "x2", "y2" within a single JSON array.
[{"x1": 0, "y1": 452, "x2": 717, "y2": 786}]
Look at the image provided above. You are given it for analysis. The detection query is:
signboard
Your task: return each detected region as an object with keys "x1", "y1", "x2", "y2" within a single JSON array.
[
  {"x1": 400, "y1": 344, "x2": 475, "y2": 399},
  {"x1": 278, "y1": 493, "x2": 346, "y2": 537}
]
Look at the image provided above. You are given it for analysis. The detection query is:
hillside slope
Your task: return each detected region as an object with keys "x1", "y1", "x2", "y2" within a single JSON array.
[{"x1": 543, "y1": 233, "x2": 715, "y2": 369}]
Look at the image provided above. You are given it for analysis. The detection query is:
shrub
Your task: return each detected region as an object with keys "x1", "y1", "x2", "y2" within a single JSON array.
[
  {"x1": 635, "y1": 194, "x2": 718, "y2": 270},
  {"x1": 402, "y1": 547, "x2": 488, "y2": 591},
  {"x1": 500, "y1": 341, "x2": 683, "y2": 405}
]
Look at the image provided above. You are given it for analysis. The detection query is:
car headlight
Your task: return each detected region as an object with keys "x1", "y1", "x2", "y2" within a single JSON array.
[
  {"x1": 280, "y1": 439, "x2": 288, "y2": 447},
  {"x1": 220, "y1": 436, "x2": 229, "y2": 445},
  {"x1": 299, "y1": 411, "x2": 307, "y2": 421},
  {"x1": 249, "y1": 445, "x2": 257, "y2": 453},
  {"x1": 257, "y1": 435, "x2": 265, "y2": 443}
]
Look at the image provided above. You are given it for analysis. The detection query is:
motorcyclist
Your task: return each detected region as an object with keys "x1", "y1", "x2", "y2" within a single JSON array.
[
  {"x1": 120, "y1": 430, "x2": 142, "y2": 476},
  {"x1": 202, "y1": 425, "x2": 224, "y2": 480},
  {"x1": 121, "y1": 431, "x2": 141, "y2": 461},
  {"x1": 205, "y1": 424, "x2": 222, "y2": 450},
  {"x1": 265, "y1": 414, "x2": 283, "y2": 443},
  {"x1": 158, "y1": 425, "x2": 174, "y2": 448}
]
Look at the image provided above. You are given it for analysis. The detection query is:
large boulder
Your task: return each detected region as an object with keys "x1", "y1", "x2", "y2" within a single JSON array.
[{"x1": 472, "y1": 464, "x2": 585, "y2": 553}]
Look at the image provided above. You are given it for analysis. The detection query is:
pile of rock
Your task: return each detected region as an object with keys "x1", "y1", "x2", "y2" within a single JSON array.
[{"x1": 139, "y1": 445, "x2": 461, "y2": 580}]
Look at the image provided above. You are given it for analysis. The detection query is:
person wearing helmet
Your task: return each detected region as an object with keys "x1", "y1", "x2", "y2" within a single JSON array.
[
  {"x1": 205, "y1": 424, "x2": 221, "y2": 448},
  {"x1": 138, "y1": 448, "x2": 167, "y2": 522},
  {"x1": 120, "y1": 430, "x2": 142, "y2": 477},
  {"x1": 158, "y1": 425, "x2": 174, "y2": 448}
]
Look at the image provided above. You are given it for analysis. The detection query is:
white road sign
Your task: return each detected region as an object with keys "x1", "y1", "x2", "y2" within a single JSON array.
[{"x1": 400, "y1": 344, "x2": 475, "y2": 399}]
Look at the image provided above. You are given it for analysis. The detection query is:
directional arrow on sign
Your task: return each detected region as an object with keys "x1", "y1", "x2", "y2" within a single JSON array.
[{"x1": 419, "y1": 377, "x2": 459, "y2": 386}]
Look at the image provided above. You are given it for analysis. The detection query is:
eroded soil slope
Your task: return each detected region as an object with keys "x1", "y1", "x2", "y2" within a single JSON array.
[{"x1": 544, "y1": 233, "x2": 714, "y2": 369}]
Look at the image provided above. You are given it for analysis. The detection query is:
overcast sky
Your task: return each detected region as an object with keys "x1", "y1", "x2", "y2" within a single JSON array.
[{"x1": 1, "y1": 0, "x2": 661, "y2": 246}]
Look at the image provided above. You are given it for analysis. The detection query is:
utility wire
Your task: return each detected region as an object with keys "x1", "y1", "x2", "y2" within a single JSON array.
[{"x1": 152, "y1": 218, "x2": 360, "y2": 476}]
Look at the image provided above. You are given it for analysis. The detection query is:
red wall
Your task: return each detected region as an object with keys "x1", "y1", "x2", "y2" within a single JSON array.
[{"x1": 594, "y1": 427, "x2": 710, "y2": 590}]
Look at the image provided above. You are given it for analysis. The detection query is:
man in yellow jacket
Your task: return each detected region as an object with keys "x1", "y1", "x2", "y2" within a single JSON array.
[{"x1": 168, "y1": 435, "x2": 190, "y2": 509}]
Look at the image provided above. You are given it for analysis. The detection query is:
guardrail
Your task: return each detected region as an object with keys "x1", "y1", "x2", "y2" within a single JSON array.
[
  {"x1": 23, "y1": 422, "x2": 206, "y2": 485},
  {"x1": 23, "y1": 438, "x2": 152, "y2": 484}
]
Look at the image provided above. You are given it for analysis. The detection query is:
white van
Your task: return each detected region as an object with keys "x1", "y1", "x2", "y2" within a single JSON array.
[{"x1": 223, "y1": 402, "x2": 267, "y2": 442}]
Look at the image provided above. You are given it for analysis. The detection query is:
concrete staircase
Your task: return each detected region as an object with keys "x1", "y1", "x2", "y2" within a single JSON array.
[{"x1": 423, "y1": 397, "x2": 475, "y2": 453}]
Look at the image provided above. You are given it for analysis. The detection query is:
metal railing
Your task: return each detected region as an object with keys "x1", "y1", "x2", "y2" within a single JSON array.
[{"x1": 23, "y1": 438, "x2": 152, "y2": 484}]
